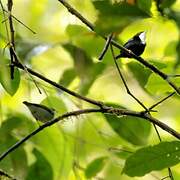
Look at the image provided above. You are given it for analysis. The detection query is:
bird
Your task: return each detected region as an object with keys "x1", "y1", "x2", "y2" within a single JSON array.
[
  {"x1": 116, "y1": 31, "x2": 146, "y2": 59},
  {"x1": 23, "y1": 101, "x2": 55, "y2": 123}
]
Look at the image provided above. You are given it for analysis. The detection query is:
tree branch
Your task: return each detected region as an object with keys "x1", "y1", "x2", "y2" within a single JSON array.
[
  {"x1": 98, "y1": 33, "x2": 113, "y2": 60},
  {"x1": 1, "y1": 9, "x2": 36, "y2": 34},
  {"x1": 149, "y1": 92, "x2": 176, "y2": 111},
  {"x1": 10, "y1": 51, "x2": 179, "y2": 141},
  {"x1": 0, "y1": 106, "x2": 179, "y2": 162},
  {"x1": 110, "y1": 44, "x2": 148, "y2": 111},
  {"x1": 10, "y1": 58, "x2": 179, "y2": 141},
  {"x1": 13, "y1": 60, "x2": 104, "y2": 108},
  {"x1": 57, "y1": 0, "x2": 180, "y2": 95}
]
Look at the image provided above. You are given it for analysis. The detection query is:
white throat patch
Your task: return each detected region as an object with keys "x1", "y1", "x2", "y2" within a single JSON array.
[{"x1": 139, "y1": 32, "x2": 146, "y2": 44}]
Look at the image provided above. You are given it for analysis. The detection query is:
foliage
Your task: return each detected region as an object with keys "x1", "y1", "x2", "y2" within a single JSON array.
[
  {"x1": 122, "y1": 141, "x2": 180, "y2": 177},
  {"x1": 0, "y1": 0, "x2": 180, "y2": 179}
]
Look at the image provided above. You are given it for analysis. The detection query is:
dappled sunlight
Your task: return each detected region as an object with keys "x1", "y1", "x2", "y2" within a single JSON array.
[{"x1": 0, "y1": 0, "x2": 180, "y2": 179}]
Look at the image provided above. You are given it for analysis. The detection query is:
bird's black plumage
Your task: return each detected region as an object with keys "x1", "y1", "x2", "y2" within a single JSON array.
[{"x1": 116, "y1": 31, "x2": 146, "y2": 59}]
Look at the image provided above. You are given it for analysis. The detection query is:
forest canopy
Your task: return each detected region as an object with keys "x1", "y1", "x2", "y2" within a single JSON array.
[{"x1": 0, "y1": 0, "x2": 180, "y2": 179}]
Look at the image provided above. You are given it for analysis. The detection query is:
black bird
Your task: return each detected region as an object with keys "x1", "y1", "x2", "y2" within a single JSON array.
[{"x1": 116, "y1": 31, "x2": 146, "y2": 59}]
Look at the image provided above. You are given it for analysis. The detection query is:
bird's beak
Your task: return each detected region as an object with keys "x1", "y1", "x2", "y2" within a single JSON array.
[
  {"x1": 139, "y1": 31, "x2": 146, "y2": 44},
  {"x1": 23, "y1": 101, "x2": 28, "y2": 105}
]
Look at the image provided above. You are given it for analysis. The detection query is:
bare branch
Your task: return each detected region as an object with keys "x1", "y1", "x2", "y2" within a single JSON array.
[
  {"x1": 13, "y1": 60, "x2": 104, "y2": 108},
  {"x1": 149, "y1": 92, "x2": 176, "y2": 111},
  {"x1": 0, "y1": 106, "x2": 179, "y2": 162},
  {"x1": 57, "y1": 0, "x2": 180, "y2": 95},
  {"x1": 98, "y1": 33, "x2": 113, "y2": 60},
  {"x1": 110, "y1": 44, "x2": 148, "y2": 111},
  {"x1": 1, "y1": 9, "x2": 36, "y2": 34}
]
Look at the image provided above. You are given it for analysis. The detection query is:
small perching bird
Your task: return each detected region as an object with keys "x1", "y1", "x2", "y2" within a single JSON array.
[
  {"x1": 116, "y1": 31, "x2": 146, "y2": 59},
  {"x1": 23, "y1": 101, "x2": 55, "y2": 123}
]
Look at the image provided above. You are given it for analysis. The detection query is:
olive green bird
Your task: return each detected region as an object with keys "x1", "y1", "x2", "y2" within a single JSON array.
[{"x1": 23, "y1": 101, "x2": 55, "y2": 123}]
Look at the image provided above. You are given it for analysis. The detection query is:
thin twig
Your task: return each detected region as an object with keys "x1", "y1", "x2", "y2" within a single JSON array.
[
  {"x1": 161, "y1": 176, "x2": 170, "y2": 180},
  {"x1": 13, "y1": 61, "x2": 104, "y2": 108},
  {"x1": 1, "y1": 9, "x2": 36, "y2": 34},
  {"x1": 111, "y1": 44, "x2": 168, "y2": 174},
  {"x1": 1, "y1": 1, "x2": 40, "y2": 92},
  {"x1": 98, "y1": 33, "x2": 113, "y2": 60},
  {"x1": 149, "y1": 92, "x2": 176, "y2": 111},
  {"x1": 168, "y1": 167, "x2": 174, "y2": 180},
  {"x1": 0, "y1": 1, "x2": 10, "y2": 41},
  {"x1": 7, "y1": 0, "x2": 15, "y2": 47},
  {"x1": 7, "y1": 0, "x2": 16, "y2": 79},
  {"x1": 108, "y1": 147, "x2": 133, "y2": 154},
  {"x1": 57, "y1": 0, "x2": 94, "y2": 31},
  {"x1": 168, "y1": 74, "x2": 180, "y2": 78},
  {"x1": 110, "y1": 44, "x2": 148, "y2": 111},
  {"x1": 11, "y1": 49, "x2": 42, "y2": 94},
  {"x1": 0, "y1": 169, "x2": 16, "y2": 180}
]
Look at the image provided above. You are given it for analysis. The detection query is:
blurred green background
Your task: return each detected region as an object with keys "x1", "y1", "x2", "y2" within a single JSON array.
[{"x1": 0, "y1": 0, "x2": 180, "y2": 179}]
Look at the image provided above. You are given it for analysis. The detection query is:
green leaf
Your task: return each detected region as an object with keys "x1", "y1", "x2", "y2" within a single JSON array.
[
  {"x1": 175, "y1": 41, "x2": 180, "y2": 68},
  {"x1": 41, "y1": 96, "x2": 67, "y2": 115},
  {"x1": 122, "y1": 141, "x2": 180, "y2": 177},
  {"x1": 66, "y1": 25, "x2": 113, "y2": 64},
  {"x1": 62, "y1": 43, "x2": 93, "y2": 78},
  {"x1": 0, "y1": 170, "x2": 15, "y2": 180},
  {"x1": 109, "y1": 147, "x2": 133, "y2": 159},
  {"x1": 26, "y1": 149, "x2": 53, "y2": 180},
  {"x1": 78, "y1": 62, "x2": 105, "y2": 95},
  {"x1": 0, "y1": 58, "x2": 20, "y2": 96},
  {"x1": 85, "y1": 157, "x2": 107, "y2": 178},
  {"x1": 66, "y1": 24, "x2": 88, "y2": 38},
  {"x1": 0, "y1": 136, "x2": 28, "y2": 179},
  {"x1": 145, "y1": 74, "x2": 169, "y2": 94},
  {"x1": 159, "y1": 0, "x2": 176, "y2": 9},
  {"x1": 59, "y1": 68, "x2": 76, "y2": 87},
  {"x1": 167, "y1": 10, "x2": 180, "y2": 27},
  {"x1": 93, "y1": 0, "x2": 151, "y2": 35},
  {"x1": 0, "y1": 15, "x2": 6, "y2": 47},
  {"x1": 31, "y1": 125, "x2": 73, "y2": 180},
  {"x1": 137, "y1": 0, "x2": 152, "y2": 14},
  {"x1": 164, "y1": 41, "x2": 177, "y2": 57},
  {"x1": 0, "y1": 114, "x2": 34, "y2": 178},
  {"x1": 0, "y1": 115, "x2": 32, "y2": 138},
  {"x1": 148, "y1": 60, "x2": 167, "y2": 69},
  {"x1": 63, "y1": 43, "x2": 105, "y2": 95},
  {"x1": 127, "y1": 62, "x2": 151, "y2": 88},
  {"x1": 104, "y1": 104, "x2": 151, "y2": 146},
  {"x1": 146, "y1": 72, "x2": 180, "y2": 95},
  {"x1": 16, "y1": 35, "x2": 51, "y2": 61}
]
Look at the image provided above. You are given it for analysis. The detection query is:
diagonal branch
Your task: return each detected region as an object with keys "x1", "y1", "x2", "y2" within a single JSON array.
[
  {"x1": 57, "y1": 0, "x2": 180, "y2": 95},
  {"x1": 11, "y1": 58, "x2": 180, "y2": 140},
  {"x1": 0, "y1": 106, "x2": 179, "y2": 162},
  {"x1": 149, "y1": 92, "x2": 176, "y2": 111},
  {"x1": 98, "y1": 33, "x2": 113, "y2": 60},
  {"x1": 110, "y1": 44, "x2": 166, "y2": 161},
  {"x1": 1, "y1": 9, "x2": 36, "y2": 34},
  {"x1": 57, "y1": 0, "x2": 94, "y2": 31},
  {"x1": 0, "y1": 108, "x2": 102, "y2": 162},
  {"x1": 110, "y1": 44, "x2": 148, "y2": 111},
  {"x1": 13, "y1": 60, "x2": 104, "y2": 108}
]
